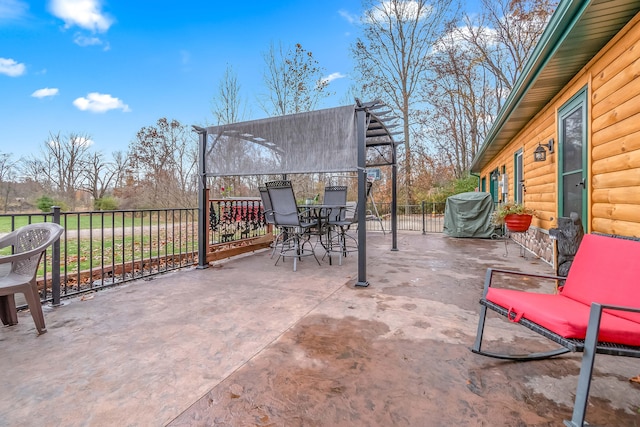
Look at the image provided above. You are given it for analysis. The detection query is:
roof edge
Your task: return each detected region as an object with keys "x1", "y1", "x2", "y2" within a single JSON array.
[{"x1": 470, "y1": 0, "x2": 590, "y2": 172}]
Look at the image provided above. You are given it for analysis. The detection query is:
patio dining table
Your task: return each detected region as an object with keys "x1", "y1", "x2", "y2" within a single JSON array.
[{"x1": 297, "y1": 204, "x2": 347, "y2": 263}]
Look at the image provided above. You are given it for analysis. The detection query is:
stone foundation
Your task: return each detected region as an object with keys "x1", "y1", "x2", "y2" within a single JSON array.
[{"x1": 510, "y1": 226, "x2": 554, "y2": 267}]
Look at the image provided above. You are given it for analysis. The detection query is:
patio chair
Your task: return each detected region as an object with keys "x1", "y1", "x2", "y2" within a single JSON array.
[
  {"x1": 323, "y1": 185, "x2": 348, "y2": 223},
  {"x1": 265, "y1": 180, "x2": 320, "y2": 271},
  {"x1": 259, "y1": 186, "x2": 284, "y2": 258},
  {"x1": 326, "y1": 200, "x2": 358, "y2": 265},
  {"x1": 0, "y1": 222, "x2": 64, "y2": 335},
  {"x1": 321, "y1": 186, "x2": 353, "y2": 265}
]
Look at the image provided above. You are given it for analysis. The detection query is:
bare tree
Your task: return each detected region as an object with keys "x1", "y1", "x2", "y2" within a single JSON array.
[
  {"x1": 110, "y1": 150, "x2": 130, "y2": 191},
  {"x1": 127, "y1": 118, "x2": 197, "y2": 208},
  {"x1": 260, "y1": 42, "x2": 332, "y2": 116},
  {"x1": 418, "y1": 0, "x2": 555, "y2": 178},
  {"x1": 352, "y1": 0, "x2": 458, "y2": 203},
  {"x1": 23, "y1": 132, "x2": 95, "y2": 209},
  {"x1": 0, "y1": 151, "x2": 18, "y2": 212},
  {"x1": 459, "y1": 0, "x2": 556, "y2": 113},
  {"x1": 81, "y1": 152, "x2": 121, "y2": 207},
  {"x1": 211, "y1": 64, "x2": 248, "y2": 125},
  {"x1": 419, "y1": 27, "x2": 493, "y2": 177}
]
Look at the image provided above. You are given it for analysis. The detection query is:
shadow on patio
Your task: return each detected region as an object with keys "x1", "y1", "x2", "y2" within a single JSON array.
[{"x1": 2, "y1": 233, "x2": 637, "y2": 426}]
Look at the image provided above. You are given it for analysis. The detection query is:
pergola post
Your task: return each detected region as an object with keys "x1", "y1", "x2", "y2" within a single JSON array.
[
  {"x1": 356, "y1": 107, "x2": 369, "y2": 287},
  {"x1": 391, "y1": 162, "x2": 398, "y2": 251},
  {"x1": 195, "y1": 127, "x2": 209, "y2": 269}
]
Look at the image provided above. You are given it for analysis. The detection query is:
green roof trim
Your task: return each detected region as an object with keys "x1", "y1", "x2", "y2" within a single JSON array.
[{"x1": 470, "y1": 0, "x2": 640, "y2": 173}]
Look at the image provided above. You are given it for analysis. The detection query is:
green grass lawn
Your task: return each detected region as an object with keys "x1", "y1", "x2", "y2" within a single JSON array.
[
  {"x1": 0, "y1": 211, "x2": 187, "y2": 233},
  {"x1": 0, "y1": 212, "x2": 199, "y2": 280},
  {"x1": 53, "y1": 232, "x2": 197, "y2": 276}
]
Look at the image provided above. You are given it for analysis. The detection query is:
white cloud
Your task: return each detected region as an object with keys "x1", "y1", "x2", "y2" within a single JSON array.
[
  {"x1": 322, "y1": 72, "x2": 347, "y2": 84},
  {"x1": 0, "y1": 0, "x2": 29, "y2": 21},
  {"x1": 73, "y1": 33, "x2": 102, "y2": 46},
  {"x1": 32, "y1": 87, "x2": 59, "y2": 98},
  {"x1": 72, "y1": 33, "x2": 110, "y2": 50},
  {"x1": 73, "y1": 92, "x2": 131, "y2": 113},
  {"x1": 70, "y1": 136, "x2": 93, "y2": 147},
  {"x1": 48, "y1": 135, "x2": 93, "y2": 149},
  {"x1": 367, "y1": 1, "x2": 432, "y2": 23},
  {"x1": 49, "y1": 0, "x2": 113, "y2": 32},
  {"x1": 0, "y1": 57, "x2": 25, "y2": 76},
  {"x1": 430, "y1": 24, "x2": 498, "y2": 56},
  {"x1": 338, "y1": 9, "x2": 358, "y2": 24}
]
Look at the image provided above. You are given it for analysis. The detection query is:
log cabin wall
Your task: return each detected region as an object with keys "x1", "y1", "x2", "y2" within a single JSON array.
[
  {"x1": 480, "y1": 11, "x2": 640, "y2": 261},
  {"x1": 590, "y1": 12, "x2": 640, "y2": 237}
]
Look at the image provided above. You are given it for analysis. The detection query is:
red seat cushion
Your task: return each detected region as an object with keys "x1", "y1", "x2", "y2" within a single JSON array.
[
  {"x1": 562, "y1": 234, "x2": 640, "y2": 324},
  {"x1": 486, "y1": 288, "x2": 640, "y2": 346}
]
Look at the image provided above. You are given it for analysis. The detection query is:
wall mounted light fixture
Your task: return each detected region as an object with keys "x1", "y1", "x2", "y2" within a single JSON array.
[{"x1": 534, "y1": 138, "x2": 554, "y2": 162}]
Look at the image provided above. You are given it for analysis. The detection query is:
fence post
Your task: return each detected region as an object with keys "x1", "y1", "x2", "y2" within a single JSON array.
[
  {"x1": 51, "y1": 206, "x2": 61, "y2": 307},
  {"x1": 421, "y1": 201, "x2": 426, "y2": 235}
]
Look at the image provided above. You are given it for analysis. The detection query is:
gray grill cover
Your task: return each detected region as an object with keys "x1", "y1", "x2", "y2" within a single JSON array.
[{"x1": 443, "y1": 192, "x2": 495, "y2": 238}]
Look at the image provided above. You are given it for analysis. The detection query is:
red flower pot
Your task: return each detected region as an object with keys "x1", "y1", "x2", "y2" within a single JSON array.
[{"x1": 504, "y1": 214, "x2": 532, "y2": 232}]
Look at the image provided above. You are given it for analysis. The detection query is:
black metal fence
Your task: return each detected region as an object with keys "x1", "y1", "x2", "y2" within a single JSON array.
[
  {"x1": 362, "y1": 201, "x2": 445, "y2": 233},
  {"x1": 0, "y1": 207, "x2": 198, "y2": 306},
  {"x1": 1, "y1": 201, "x2": 445, "y2": 307}
]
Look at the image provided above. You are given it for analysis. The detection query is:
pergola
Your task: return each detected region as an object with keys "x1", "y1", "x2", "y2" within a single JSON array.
[{"x1": 194, "y1": 99, "x2": 401, "y2": 286}]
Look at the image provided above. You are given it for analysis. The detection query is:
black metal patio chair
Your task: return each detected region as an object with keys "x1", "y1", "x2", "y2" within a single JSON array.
[
  {"x1": 322, "y1": 185, "x2": 355, "y2": 265},
  {"x1": 265, "y1": 180, "x2": 320, "y2": 271},
  {"x1": 259, "y1": 186, "x2": 287, "y2": 258}
]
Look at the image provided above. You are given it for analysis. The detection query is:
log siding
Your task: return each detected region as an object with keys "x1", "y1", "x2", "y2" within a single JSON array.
[{"x1": 480, "y1": 11, "x2": 640, "y2": 240}]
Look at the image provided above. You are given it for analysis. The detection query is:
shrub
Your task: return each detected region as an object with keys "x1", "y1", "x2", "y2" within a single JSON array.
[
  {"x1": 36, "y1": 195, "x2": 55, "y2": 213},
  {"x1": 94, "y1": 196, "x2": 119, "y2": 211},
  {"x1": 426, "y1": 174, "x2": 479, "y2": 205}
]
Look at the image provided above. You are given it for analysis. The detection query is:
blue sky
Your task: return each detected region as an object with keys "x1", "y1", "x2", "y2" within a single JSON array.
[
  {"x1": 1, "y1": 0, "x2": 366, "y2": 160},
  {"x1": 1, "y1": 1, "x2": 480, "y2": 161}
]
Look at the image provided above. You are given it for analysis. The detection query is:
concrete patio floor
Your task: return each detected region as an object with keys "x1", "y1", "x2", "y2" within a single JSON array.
[{"x1": 1, "y1": 232, "x2": 639, "y2": 426}]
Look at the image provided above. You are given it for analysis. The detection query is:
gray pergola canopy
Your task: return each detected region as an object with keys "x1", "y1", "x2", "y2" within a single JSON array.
[
  {"x1": 195, "y1": 100, "x2": 400, "y2": 287},
  {"x1": 196, "y1": 100, "x2": 400, "y2": 177}
]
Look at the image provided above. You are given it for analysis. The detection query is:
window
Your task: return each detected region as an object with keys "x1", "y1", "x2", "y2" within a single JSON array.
[
  {"x1": 514, "y1": 150, "x2": 523, "y2": 203},
  {"x1": 558, "y1": 87, "x2": 588, "y2": 228}
]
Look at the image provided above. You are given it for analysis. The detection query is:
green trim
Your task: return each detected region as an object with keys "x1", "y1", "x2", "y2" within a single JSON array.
[
  {"x1": 514, "y1": 149, "x2": 524, "y2": 204},
  {"x1": 489, "y1": 168, "x2": 499, "y2": 202},
  {"x1": 558, "y1": 86, "x2": 588, "y2": 228},
  {"x1": 470, "y1": 0, "x2": 592, "y2": 172}
]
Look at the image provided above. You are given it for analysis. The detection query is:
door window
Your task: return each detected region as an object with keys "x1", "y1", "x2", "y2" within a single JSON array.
[
  {"x1": 514, "y1": 150, "x2": 523, "y2": 203},
  {"x1": 558, "y1": 88, "x2": 587, "y2": 228}
]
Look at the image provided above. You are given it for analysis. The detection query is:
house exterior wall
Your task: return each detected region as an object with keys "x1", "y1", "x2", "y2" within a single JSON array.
[
  {"x1": 590, "y1": 13, "x2": 640, "y2": 237},
  {"x1": 479, "y1": 11, "x2": 640, "y2": 264}
]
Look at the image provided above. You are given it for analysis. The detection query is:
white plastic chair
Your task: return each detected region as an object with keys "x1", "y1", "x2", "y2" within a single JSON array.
[{"x1": 0, "y1": 223, "x2": 64, "y2": 335}]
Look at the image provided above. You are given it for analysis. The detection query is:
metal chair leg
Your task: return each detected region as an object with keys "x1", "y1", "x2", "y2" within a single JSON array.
[{"x1": 564, "y1": 303, "x2": 603, "y2": 427}]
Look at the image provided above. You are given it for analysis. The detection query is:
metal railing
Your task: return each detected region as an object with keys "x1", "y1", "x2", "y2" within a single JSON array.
[
  {"x1": 363, "y1": 201, "x2": 445, "y2": 233},
  {"x1": 0, "y1": 207, "x2": 198, "y2": 305},
  {"x1": 1, "y1": 200, "x2": 445, "y2": 307},
  {"x1": 208, "y1": 198, "x2": 268, "y2": 243}
]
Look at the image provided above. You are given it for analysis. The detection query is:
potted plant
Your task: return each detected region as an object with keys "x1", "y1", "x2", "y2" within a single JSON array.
[{"x1": 493, "y1": 203, "x2": 535, "y2": 232}]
